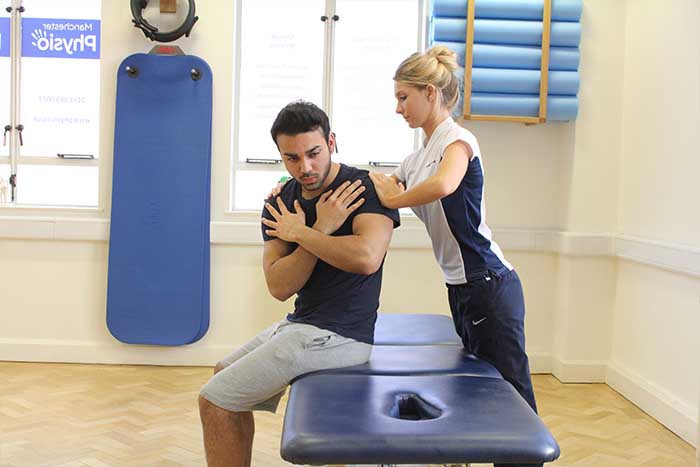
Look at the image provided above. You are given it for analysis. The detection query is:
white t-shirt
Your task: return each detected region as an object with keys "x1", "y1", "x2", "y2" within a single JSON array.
[{"x1": 394, "y1": 118, "x2": 512, "y2": 284}]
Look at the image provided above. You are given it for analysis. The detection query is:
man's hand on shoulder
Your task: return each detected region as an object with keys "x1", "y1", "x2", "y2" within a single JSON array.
[
  {"x1": 262, "y1": 197, "x2": 306, "y2": 243},
  {"x1": 314, "y1": 180, "x2": 366, "y2": 235}
]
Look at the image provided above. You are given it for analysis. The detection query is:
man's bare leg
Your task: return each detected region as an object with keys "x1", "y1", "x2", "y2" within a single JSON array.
[
  {"x1": 199, "y1": 395, "x2": 254, "y2": 467},
  {"x1": 199, "y1": 364, "x2": 255, "y2": 467}
]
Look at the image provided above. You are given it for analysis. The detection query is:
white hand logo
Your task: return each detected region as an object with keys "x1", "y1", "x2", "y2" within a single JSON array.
[{"x1": 31, "y1": 29, "x2": 47, "y2": 48}]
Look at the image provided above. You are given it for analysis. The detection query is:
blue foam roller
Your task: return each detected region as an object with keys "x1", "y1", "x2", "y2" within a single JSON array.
[
  {"x1": 458, "y1": 92, "x2": 578, "y2": 121},
  {"x1": 432, "y1": 17, "x2": 581, "y2": 47},
  {"x1": 431, "y1": 0, "x2": 582, "y2": 22},
  {"x1": 432, "y1": 41, "x2": 580, "y2": 71},
  {"x1": 464, "y1": 67, "x2": 579, "y2": 95},
  {"x1": 107, "y1": 53, "x2": 213, "y2": 346}
]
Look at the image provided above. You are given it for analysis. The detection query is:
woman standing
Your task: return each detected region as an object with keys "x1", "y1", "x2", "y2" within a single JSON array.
[{"x1": 369, "y1": 47, "x2": 540, "y2": 460}]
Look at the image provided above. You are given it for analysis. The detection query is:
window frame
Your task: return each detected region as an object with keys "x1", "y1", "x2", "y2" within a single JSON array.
[
  {"x1": 1, "y1": 0, "x2": 101, "y2": 209},
  {"x1": 229, "y1": 0, "x2": 428, "y2": 212}
]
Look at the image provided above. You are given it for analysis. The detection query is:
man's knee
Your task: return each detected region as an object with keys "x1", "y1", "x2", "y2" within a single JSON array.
[
  {"x1": 199, "y1": 394, "x2": 255, "y2": 427},
  {"x1": 199, "y1": 393, "x2": 217, "y2": 416},
  {"x1": 199, "y1": 393, "x2": 232, "y2": 420}
]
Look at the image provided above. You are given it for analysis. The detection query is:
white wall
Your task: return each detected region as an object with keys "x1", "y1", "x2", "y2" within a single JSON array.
[
  {"x1": 617, "y1": 0, "x2": 700, "y2": 247},
  {"x1": 0, "y1": 0, "x2": 698, "y2": 449},
  {"x1": 606, "y1": 0, "x2": 700, "y2": 446},
  {"x1": 547, "y1": 0, "x2": 626, "y2": 384},
  {"x1": 0, "y1": 237, "x2": 561, "y2": 369},
  {"x1": 561, "y1": 0, "x2": 626, "y2": 234},
  {"x1": 0, "y1": 0, "x2": 567, "y2": 369},
  {"x1": 608, "y1": 261, "x2": 700, "y2": 444}
]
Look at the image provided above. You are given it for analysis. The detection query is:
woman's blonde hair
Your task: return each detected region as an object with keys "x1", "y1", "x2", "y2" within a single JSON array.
[{"x1": 394, "y1": 45, "x2": 460, "y2": 111}]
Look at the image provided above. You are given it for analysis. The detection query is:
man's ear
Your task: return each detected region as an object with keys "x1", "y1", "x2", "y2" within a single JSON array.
[{"x1": 329, "y1": 132, "x2": 338, "y2": 154}]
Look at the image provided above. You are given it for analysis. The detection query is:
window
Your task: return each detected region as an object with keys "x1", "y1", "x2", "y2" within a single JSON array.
[
  {"x1": 2, "y1": 0, "x2": 101, "y2": 207},
  {"x1": 231, "y1": 0, "x2": 424, "y2": 211},
  {"x1": 0, "y1": 164, "x2": 8, "y2": 204},
  {"x1": 331, "y1": 0, "x2": 420, "y2": 166}
]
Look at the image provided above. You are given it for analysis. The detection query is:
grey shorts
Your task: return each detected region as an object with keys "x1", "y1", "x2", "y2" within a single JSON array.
[{"x1": 199, "y1": 320, "x2": 372, "y2": 413}]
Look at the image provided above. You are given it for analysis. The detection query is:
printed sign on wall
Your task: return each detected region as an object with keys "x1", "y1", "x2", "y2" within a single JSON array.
[
  {"x1": 21, "y1": 18, "x2": 100, "y2": 59},
  {"x1": 0, "y1": 16, "x2": 10, "y2": 158},
  {"x1": 19, "y1": 14, "x2": 101, "y2": 159},
  {"x1": 0, "y1": 17, "x2": 9, "y2": 57}
]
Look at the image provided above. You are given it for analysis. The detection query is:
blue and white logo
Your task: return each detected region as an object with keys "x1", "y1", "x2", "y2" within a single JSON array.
[
  {"x1": 22, "y1": 18, "x2": 100, "y2": 59},
  {"x1": 0, "y1": 18, "x2": 10, "y2": 58}
]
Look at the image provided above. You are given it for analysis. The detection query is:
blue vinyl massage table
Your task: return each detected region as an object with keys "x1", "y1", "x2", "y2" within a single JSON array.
[
  {"x1": 282, "y1": 374, "x2": 560, "y2": 465},
  {"x1": 311, "y1": 344, "x2": 501, "y2": 378},
  {"x1": 281, "y1": 315, "x2": 560, "y2": 466},
  {"x1": 374, "y1": 313, "x2": 462, "y2": 346}
]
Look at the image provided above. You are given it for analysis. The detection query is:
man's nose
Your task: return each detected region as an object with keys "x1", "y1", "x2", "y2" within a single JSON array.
[{"x1": 300, "y1": 158, "x2": 313, "y2": 173}]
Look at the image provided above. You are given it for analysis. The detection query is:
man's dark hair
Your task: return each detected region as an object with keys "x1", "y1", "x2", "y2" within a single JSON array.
[{"x1": 270, "y1": 100, "x2": 331, "y2": 148}]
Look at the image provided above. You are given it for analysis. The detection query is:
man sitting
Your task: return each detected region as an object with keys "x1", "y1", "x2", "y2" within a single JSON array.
[{"x1": 198, "y1": 101, "x2": 400, "y2": 467}]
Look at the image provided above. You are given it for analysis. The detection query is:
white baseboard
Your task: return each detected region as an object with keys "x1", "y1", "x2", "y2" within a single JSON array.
[
  {"x1": 529, "y1": 353, "x2": 611, "y2": 383},
  {"x1": 550, "y1": 356, "x2": 608, "y2": 383},
  {"x1": 527, "y1": 352, "x2": 552, "y2": 374},
  {"x1": 0, "y1": 342, "x2": 591, "y2": 383},
  {"x1": 606, "y1": 362, "x2": 698, "y2": 447},
  {"x1": 4, "y1": 340, "x2": 557, "y2": 373},
  {"x1": 0, "y1": 338, "x2": 227, "y2": 367},
  {"x1": 0, "y1": 341, "x2": 600, "y2": 384}
]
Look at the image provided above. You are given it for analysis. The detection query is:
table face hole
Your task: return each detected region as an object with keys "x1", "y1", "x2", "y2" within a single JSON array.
[{"x1": 389, "y1": 393, "x2": 442, "y2": 421}]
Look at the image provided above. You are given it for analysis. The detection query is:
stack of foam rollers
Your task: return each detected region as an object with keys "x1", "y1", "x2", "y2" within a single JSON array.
[{"x1": 429, "y1": 0, "x2": 582, "y2": 121}]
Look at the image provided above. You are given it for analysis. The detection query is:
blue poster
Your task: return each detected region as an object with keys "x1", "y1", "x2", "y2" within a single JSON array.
[
  {"x1": 22, "y1": 18, "x2": 100, "y2": 59},
  {"x1": 0, "y1": 18, "x2": 9, "y2": 58}
]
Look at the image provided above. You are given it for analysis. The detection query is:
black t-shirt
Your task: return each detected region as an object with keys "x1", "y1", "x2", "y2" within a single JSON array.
[{"x1": 261, "y1": 163, "x2": 400, "y2": 344}]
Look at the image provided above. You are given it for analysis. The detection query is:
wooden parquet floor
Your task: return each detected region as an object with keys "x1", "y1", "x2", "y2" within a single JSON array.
[{"x1": 0, "y1": 362, "x2": 695, "y2": 467}]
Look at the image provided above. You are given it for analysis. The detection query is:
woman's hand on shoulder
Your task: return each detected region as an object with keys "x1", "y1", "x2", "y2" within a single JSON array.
[
  {"x1": 265, "y1": 176, "x2": 291, "y2": 200},
  {"x1": 369, "y1": 172, "x2": 405, "y2": 209}
]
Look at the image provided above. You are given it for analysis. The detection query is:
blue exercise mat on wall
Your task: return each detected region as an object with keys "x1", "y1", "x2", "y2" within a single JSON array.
[{"x1": 107, "y1": 53, "x2": 213, "y2": 346}]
